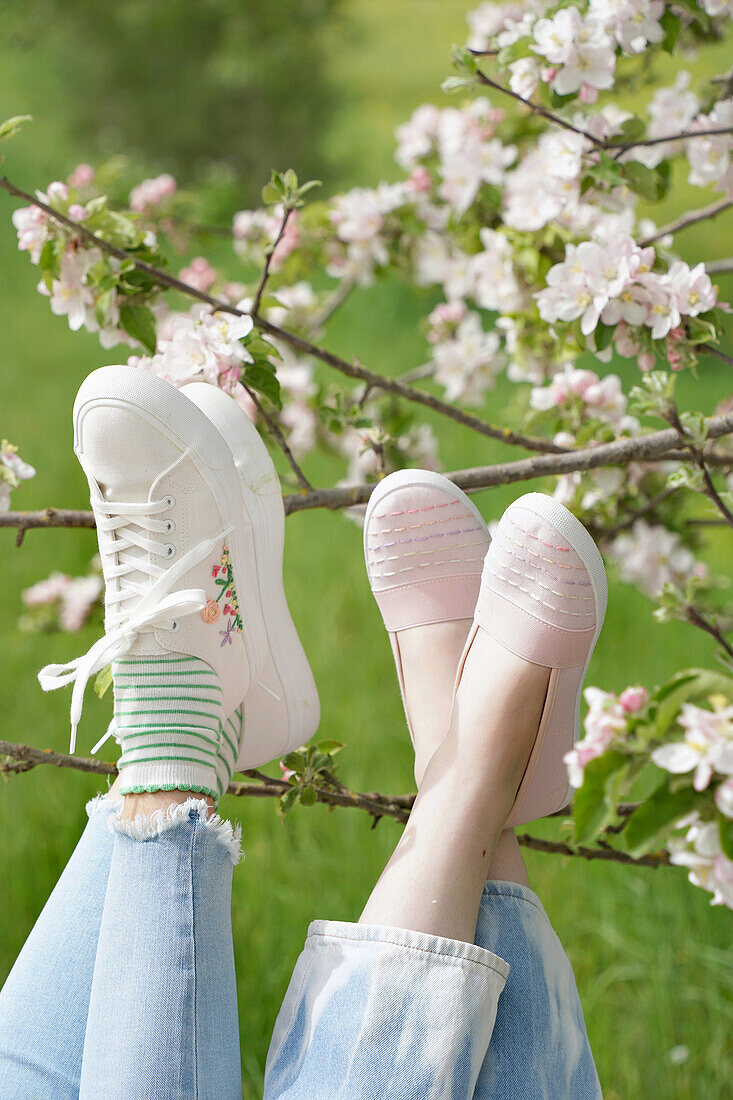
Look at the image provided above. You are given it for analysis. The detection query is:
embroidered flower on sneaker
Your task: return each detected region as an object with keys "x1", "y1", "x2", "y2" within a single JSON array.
[{"x1": 202, "y1": 544, "x2": 243, "y2": 643}]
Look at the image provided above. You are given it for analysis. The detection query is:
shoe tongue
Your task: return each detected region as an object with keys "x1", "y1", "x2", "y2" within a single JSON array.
[
  {"x1": 79, "y1": 406, "x2": 182, "y2": 641},
  {"x1": 80, "y1": 406, "x2": 180, "y2": 503}
]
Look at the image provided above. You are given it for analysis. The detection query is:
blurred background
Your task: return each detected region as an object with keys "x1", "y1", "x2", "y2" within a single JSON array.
[{"x1": 1, "y1": 2, "x2": 732, "y2": 1097}]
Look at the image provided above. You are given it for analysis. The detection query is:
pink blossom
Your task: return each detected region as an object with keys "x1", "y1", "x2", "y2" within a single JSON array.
[
  {"x1": 611, "y1": 519, "x2": 705, "y2": 597},
  {"x1": 68, "y1": 204, "x2": 88, "y2": 221},
  {"x1": 280, "y1": 761, "x2": 296, "y2": 782},
  {"x1": 12, "y1": 203, "x2": 49, "y2": 263},
  {"x1": 408, "y1": 166, "x2": 433, "y2": 193},
  {"x1": 619, "y1": 686, "x2": 649, "y2": 713},
  {"x1": 22, "y1": 572, "x2": 71, "y2": 606},
  {"x1": 129, "y1": 173, "x2": 177, "y2": 213},
  {"x1": 68, "y1": 163, "x2": 95, "y2": 188},
  {"x1": 179, "y1": 257, "x2": 218, "y2": 293},
  {"x1": 564, "y1": 686, "x2": 629, "y2": 787}
]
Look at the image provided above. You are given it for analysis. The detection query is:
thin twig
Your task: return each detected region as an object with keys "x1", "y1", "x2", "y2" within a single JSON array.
[
  {"x1": 586, "y1": 486, "x2": 680, "y2": 541},
  {"x1": 0, "y1": 175, "x2": 561, "y2": 458},
  {"x1": 0, "y1": 740, "x2": 669, "y2": 867},
  {"x1": 475, "y1": 69, "x2": 601, "y2": 144},
  {"x1": 685, "y1": 606, "x2": 733, "y2": 661},
  {"x1": 705, "y1": 258, "x2": 733, "y2": 276},
  {"x1": 252, "y1": 207, "x2": 293, "y2": 318},
  {"x1": 640, "y1": 198, "x2": 733, "y2": 247},
  {"x1": 254, "y1": 317, "x2": 567, "y2": 454},
  {"x1": 664, "y1": 403, "x2": 733, "y2": 530},
  {"x1": 244, "y1": 386, "x2": 312, "y2": 492},
  {"x1": 606, "y1": 126, "x2": 733, "y2": 152},
  {"x1": 311, "y1": 277, "x2": 356, "y2": 330},
  {"x1": 700, "y1": 342, "x2": 733, "y2": 368}
]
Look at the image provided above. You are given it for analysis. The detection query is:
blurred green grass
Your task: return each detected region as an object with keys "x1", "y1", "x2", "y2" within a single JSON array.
[{"x1": 1, "y1": 3, "x2": 733, "y2": 1098}]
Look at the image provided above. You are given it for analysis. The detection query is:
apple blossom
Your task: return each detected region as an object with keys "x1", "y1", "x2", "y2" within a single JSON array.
[
  {"x1": 431, "y1": 311, "x2": 507, "y2": 403},
  {"x1": 564, "y1": 686, "x2": 629, "y2": 787},
  {"x1": 67, "y1": 163, "x2": 95, "y2": 188},
  {"x1": 0, "y1": 440, "x2": 36, "y2": 512},
  {"x1": 669, "y1": 821, "x2": 733, "y2": 908},
  {"x1": 619, "y1": 685, "x2": 649, "y2": 713},
  {"x1": 129, "y1": 173, "x2": 177, "y2": 213},
  {"x1": 179, "y1": 257, "x2": 218, "y2": 294},
  {"x1": 610, "y1": 519, "x2": 706, "y2": 598},
  {"x1": 652, "y1": 702, "x2": 733, "y2": 791}
]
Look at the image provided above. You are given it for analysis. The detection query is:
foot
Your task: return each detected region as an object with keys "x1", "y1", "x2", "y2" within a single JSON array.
[
  {"x1": 38, "y1": 365, "x2": 269, "y2": 800},
  {"x1": 455, "y1": 492, "x2": 607, "y2": 826},
  {"x1": 182, "y1": 382, "x2": 320, "y2": 771},
  {"x1": 363, "y1": 470, "x2": 490, "y2": 785}
]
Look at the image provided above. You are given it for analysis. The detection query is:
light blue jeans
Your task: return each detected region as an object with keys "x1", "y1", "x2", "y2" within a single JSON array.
[{"x1": 0, "y1": 794, "x2": 601, "y2": 1099}]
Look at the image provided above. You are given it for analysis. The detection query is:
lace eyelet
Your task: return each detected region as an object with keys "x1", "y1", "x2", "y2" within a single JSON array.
[
  {"x1": 165, "y1": 519, "x2": 176, "y2": 534},
  {"x1": 169, "y1": 620, "x2": 180, "y2": 633},
  {"x1": 162, "y1": 495, "x2": 176, "y2": 510},
  {"x1": 164, "y1": 543, "x2": 176, "y2": 559}
]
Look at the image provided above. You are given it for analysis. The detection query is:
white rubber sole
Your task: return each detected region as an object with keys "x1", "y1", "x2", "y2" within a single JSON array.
[
  {"x1": 74, "y1": 366, "x2": 268, "y2": 715},
  {"x1": 508, "y1": 492, "x2": 608, "y2": 814},
  {"x1": 182, "y1": 383, "x2": 320, "y2": 768},
  {"x1": 362, "y1": 469, "x2": 489, "y2": 581}
]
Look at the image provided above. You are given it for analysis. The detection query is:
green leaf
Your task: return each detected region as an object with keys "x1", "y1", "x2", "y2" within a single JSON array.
[
  {"x1": 660, "y1": 9, "x2": 681, "y2": 51},
  {"x1": 316, "y1": 739, "x2": 344, "y2": 757},
  {"x1": 593, "y1": 321, "x2": 615, "y2": 352},
  {"x1": 441, "y1": 76, "x2": 476, "y2": 94},
  {"x1": 0, "y1": 114, "x2": 33, "y2": 141},
  {"x1": 119, "y1": 303, "x2": 157, "y2": 355},
  {"x1": 300, "y1": 784, "x2": 317, "y2": 807},
  {"x1": 719, "y1": 813, "x2": 733, "y2": 860},
  {"x1": 278, "y1": 787, "x2": 301, "y2": 814},
  {"x1": 622, "y1": 161, "x2": 665, "y2": 202},
  {"x1": 282, "y1": 751, "x2": 305, "y2": 775},
  {"x1": 619, "y1": 117, "x2": 646, "y2": 141},
  {"x1": 687, "y1": 316, "x2": 718, "y2": 345},
  {"x1": 243, "y1": 363, "x2": 282, "y2": 409},
  {"x1": 652, "y1": 668, "x2": 733, "y2": 741},
  {"x1": 94, "y1": 664, "x2": 113, "y2": 699},
  {"x1": 624, "y1": 782, "x2": 700, "y2": 858},
  {"x1": 572, "y1": 750, "x2": 629, "y2": 845}
]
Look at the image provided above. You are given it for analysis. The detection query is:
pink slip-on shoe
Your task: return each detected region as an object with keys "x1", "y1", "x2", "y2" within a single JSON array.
[
  {"x1": 363, "y1": 470, "x2": 491, "y2": 744},
  {"x1": 458, "y1": 492, "x2": 607, "y2": 827}
]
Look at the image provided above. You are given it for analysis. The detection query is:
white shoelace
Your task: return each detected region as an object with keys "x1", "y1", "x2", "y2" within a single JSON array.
[{"x1": 38, "y1": 495, "x2": 232, "y2": 753}]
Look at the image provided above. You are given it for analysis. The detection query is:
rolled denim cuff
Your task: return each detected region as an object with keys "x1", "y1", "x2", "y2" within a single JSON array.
[{"x1": 265, "y1": 919, "x2": 509, "y2": 1100}]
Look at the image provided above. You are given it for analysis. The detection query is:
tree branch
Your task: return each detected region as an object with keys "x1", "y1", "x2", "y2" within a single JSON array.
[
  {"x1": 640, "y1": 198, "x2": 733, "y2": 247},
  {"x1": 4, "y1": 416, "x2": 733, "y2": 533},
  {"x1": 0, "y1": 739, "x2": 668, "y2": 868},
  {"x1": 0, "y1": 175, "x2": 562, "y2": 458}
]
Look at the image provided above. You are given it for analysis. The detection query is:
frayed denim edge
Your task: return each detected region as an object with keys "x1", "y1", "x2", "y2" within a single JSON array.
[
  {"x1": 85, "y1": 791, "x2": 122, "y2": 819},
  {"x1": 107, "y1": 797, "x2": 244, "y2": 865}
]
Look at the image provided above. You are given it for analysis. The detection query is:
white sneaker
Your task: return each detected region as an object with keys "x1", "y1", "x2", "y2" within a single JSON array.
[
  {"x1": 182, "y1": 382, "x2": 320, "y2": 769},
  {"x1": 38, "y1": 365, "x2": 274, "y2": 798}
]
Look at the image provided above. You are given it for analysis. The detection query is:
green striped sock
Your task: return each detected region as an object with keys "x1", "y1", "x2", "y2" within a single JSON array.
[
  {"x1": 215, "y1": 706, "x2": 243, "y2": 798},
  {"x1": 114, "y1": 654, "x2": 224, "y2": 800}
]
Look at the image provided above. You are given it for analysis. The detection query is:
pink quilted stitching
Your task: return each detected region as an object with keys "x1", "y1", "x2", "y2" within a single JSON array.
[
  {"x1": 484, "y1": 564, "x2": 594, "y2": 620},
  {"x1": 371, "y1": 509, "x2": 474, "y2": 534},
  {"x1": 507, "y1": 515, "x2": 571, "y2": 551},
  {"x1": 370, "y1": 525, "x2": 483, "y2": 550},
  {"x1": 376, "y1": 500, "x2": 453, "y2": 519},
  {"x1": 492, "y1": 531, "x2": 590, "y2": 585}
]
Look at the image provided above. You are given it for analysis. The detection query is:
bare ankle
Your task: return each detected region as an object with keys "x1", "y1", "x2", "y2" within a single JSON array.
[{"x1": 120, "y1": 789, "x2": 216, "y2": 822}]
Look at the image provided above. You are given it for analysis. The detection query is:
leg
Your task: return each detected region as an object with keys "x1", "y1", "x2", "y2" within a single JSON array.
[
  {"x1": 79, "y1": 792, "x2": 243, "y2": 1100},
  {"x1": 266, "y1": 486, "x2": 606, "y2": 1099},
  {"x1": 0, "y1": 788, "x2": 119, "y2": 1098}
]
